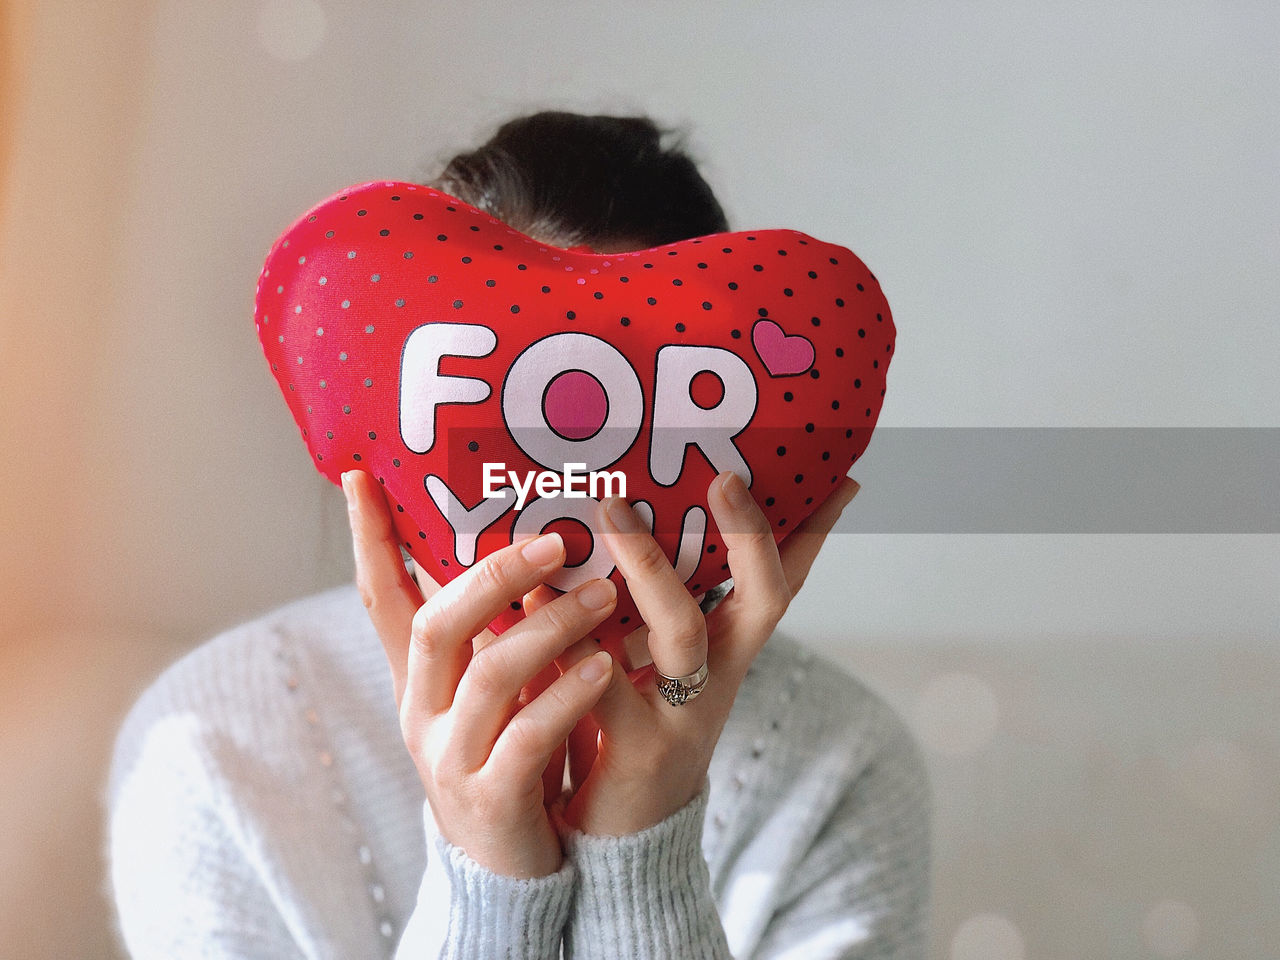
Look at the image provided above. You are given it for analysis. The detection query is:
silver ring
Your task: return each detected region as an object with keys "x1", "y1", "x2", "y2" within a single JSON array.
[{"x1": 655, "y1": 662, "x2": 709, "y2": 706}]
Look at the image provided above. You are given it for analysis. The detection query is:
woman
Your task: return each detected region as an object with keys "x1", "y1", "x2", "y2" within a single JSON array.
[{"x1": 107, "y1": 111, "x2": 932, "y2": 959}]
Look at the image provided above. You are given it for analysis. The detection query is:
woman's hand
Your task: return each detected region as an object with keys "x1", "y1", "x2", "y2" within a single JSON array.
[
  {"x1": 341, "y1": 469, "x2": 618, "y2": 878},
  {"x1": 533, "y1": 471, "x2": 859, "y2": 837}
]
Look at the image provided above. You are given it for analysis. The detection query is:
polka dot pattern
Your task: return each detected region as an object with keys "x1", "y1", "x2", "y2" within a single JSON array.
[{"x1": 254, "y1": 181, "x2": 895, "y2": 645}]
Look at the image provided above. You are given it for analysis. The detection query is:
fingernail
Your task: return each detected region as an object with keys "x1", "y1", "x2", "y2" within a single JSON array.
[
  {"x1": 578, "y1": 578, "x2": 616, "y2": 610},
  {"x1": 340, "y1": 471, "x2": 355, "y2": 503},
  {"x1": 721, "y1": 471, "x2": 751, "y2": 510},
  {"x1": 578, "y1": 650, "x2": 612, "y2": 683},
  {"x1": 604, "y1": 497, "x2": 641, "y2": 533},
  {"x1": 521, "y1": 532, "x2": 564, "y2": 566}
]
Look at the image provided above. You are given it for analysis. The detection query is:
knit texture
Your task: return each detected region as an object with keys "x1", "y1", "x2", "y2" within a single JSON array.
[{"x1": 105, "y1": 584, "x2": 931, "y2": 958}]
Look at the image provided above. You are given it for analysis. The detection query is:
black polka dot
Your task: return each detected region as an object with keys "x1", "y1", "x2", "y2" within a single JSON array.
[
  {"x1": 783, "y1": 288, "x2": 794, "y2": 297},
  {"x1": 368, "y1": 430, "x2": 377, "y2": 440},
  {"x1": 510, "y1": 601, "x2": 521, "y2": 610},
  {"x1": 854, "y1": 378, "x2": 862, "y2": 388},
  {"x1": 702, "y1": 301, "x2": 712, "y2": 310},
  {"x1": 468, "y1": 441, "x2": 479, "y2": 452},
  {"x1": 493, "y1": 244, "x2": 503, "y2": 251},
  {"x1": 765, "y1": 496, "x2": 775, "y2": 507},
  {"x1": 453, "y1": 299, "x2": 463, "y2": 308},
  {"x1": 413, "y1": 213, "x2": 424, "y2": 220},
  {"x1": 777, "y1": 446, "x2": 787, "y2": 456},
  {"x1": 352, "y1": 453, "x2": 362, "y2": 461},
  {"x1": 697, "y1": 262, "x2": 708, "y2": 269},
  {"x1": 806, "y1": 496, "x2": 814, "y2": 505},
  {"x1": 510, "y1": 305, "x2": 520, "y2": 314},
  {"x1": 822, "y1": 451, "x2": 830, "y2": 461},
  {"x1": 437, "y1": 234, "x2": 447, "y2": 241},
  {"x1": 831, "y1": 400, "x2": 840, "y2": 410},
  {"x1": 428, "y1": 275, "x2": 438, "y2": 283},
  {"x1": 486, "y1": 279, "x2": 496, "y2": 287},
  {"x1": 856, "y1": 283, "x2": 865, "y2": 291},
  {"x1": 809, "y1": 369, "x2": 820, "y2": 379},
  {"x1": 808, "y1": 271, "x2": 818, "y2": 279},
  {"x1": 620, "y1": 615, "x2": 631, "y2": 625},
  {"x1": 858, "y1": 329, "x2": 866, "y2": 338},
  {"x1": 794, "y1": 474, "x2": 804, "y2": 483},
  {"x1": 593, "y1": 291, "x2": 603, "y2": 300},
  {"x1": 836, "y1": 347, "x2": 845, "y2": 357},
  {"x1": 804, "y1": 423, "x2": 814, "y2": 433},
  {"x1": 835, "y1": 297, "x2": 845, "y2": 307},
  {"x1": 753, "y1": 264, "x2": 764, "y2": 272},
  {"x1": 620, "y1": 316, "x2": 631, "y2": 326},
  {"x1": 675, "y1": 322, "x2": 685, "y2": 332},
  {"x1": 730, "y1": 328, "x2": 741, "y2": 338},
  {"x1": 728, "y1": 282, "x2": 739, "y2": 290},
  {"x1": 542, "y1": 285, "x2": 551, "y2": 293},
  {"x1": 672, "y1": 279, "x2": 683, "y2": 286},
  {"x1": 811, "y1": 317, "x2": 821, "y2": 327},
  {"x1": 783, "y1": 391, "x2": 793, "y2": 402},
  {"x1": 357, "y1": 209, "x2": 367, "y2": 216},
  {"x1": 461, "y1": 256, "x2": 471, "y2": 263},
  {"x1": 379, "y1": 229, "x2": 390, "y2": 236},
  {"x1": 393, "y1": 458, "x2": 401, "y2": 467},
  {"x1": 566, "y1": 310, "x2": 576, "y2": 320},
  {"x1": 706, "y1": 544, "x2": 717, "y2": 553},
  {"x1": 647, "y1": 297, "x2": 657, "y2": 305}
]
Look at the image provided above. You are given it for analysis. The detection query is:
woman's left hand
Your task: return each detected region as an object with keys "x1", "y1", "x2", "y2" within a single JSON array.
[{"x1": 527, "y1": 470, "x2": 859, "y2": 836}]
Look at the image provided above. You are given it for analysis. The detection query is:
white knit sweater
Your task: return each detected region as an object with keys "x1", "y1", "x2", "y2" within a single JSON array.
[{"x1": 105, "y1": 584, "x2": 931, "y2": 959}]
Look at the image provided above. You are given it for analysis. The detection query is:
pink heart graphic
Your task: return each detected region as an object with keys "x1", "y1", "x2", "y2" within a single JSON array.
[{"x1": 751, "y1": 319, "x2": 816, "y2": 377}]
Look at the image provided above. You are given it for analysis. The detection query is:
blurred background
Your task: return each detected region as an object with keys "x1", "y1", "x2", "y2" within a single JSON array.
[{"x1": 1, "y1": 1, "x2": 1276, "y2": 957}]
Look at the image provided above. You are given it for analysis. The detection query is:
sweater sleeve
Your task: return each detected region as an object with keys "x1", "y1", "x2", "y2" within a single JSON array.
[
  {"x1": 392, "y1": 799, "x2": 576, "y2": 960},
  {"x1": 555, "y1": 782, "x2": 731, "y2": 960}
]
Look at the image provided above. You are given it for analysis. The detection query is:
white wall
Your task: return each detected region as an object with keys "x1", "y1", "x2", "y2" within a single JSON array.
[
  {"x1": 2, "y1": 1, "x2": 1276, "y2": 957},
  {"x1": 5, "y1": 0, "x2": 1275, "y2": 648}
]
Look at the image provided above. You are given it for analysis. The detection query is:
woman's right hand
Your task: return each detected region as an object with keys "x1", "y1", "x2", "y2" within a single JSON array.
[{"x1": 341, "y1": 470, "x2": 617, "y2": 879}]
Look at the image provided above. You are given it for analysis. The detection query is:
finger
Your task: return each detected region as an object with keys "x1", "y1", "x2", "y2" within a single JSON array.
[
  {"x1": 404, "y1": 531, "x2": 565, "y2": 716},
  {"x1": 342, "y1": 470, "x2": 423, "y2": 709},
  {"x1": 704, "y1": 471, "x2": 794, "y2": 675},
  {"x1": 567, "y1": 714, "x2": 599, "y2": 794},
  {"x1": 487, "y1": 650, "x2": 615, "y2": 787},
  {"x1": 597, "y1": 497, "x2": 707, "y2": 680},
  {"x1": 542, "y1": 740, "x2": 568, "y2": 807},
  {"x1": 776, "y1": 478, "x2": 859, "y2": 595},
  {"x1": 450, "y1": 578, "x2": 617, "y2": 761},
  {"x1": 521, "y1": 583, "x2": 559, "y2": 618}
]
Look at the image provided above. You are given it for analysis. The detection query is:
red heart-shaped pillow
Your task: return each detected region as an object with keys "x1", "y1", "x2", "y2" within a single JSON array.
[{"x1": 255, "y1": 181, "x2": 895, "y2": 646}]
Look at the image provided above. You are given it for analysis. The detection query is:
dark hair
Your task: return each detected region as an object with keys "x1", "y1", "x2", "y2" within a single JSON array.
[{"x1": 430, "y1": 111, "x2": 729, "y2": 250}]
